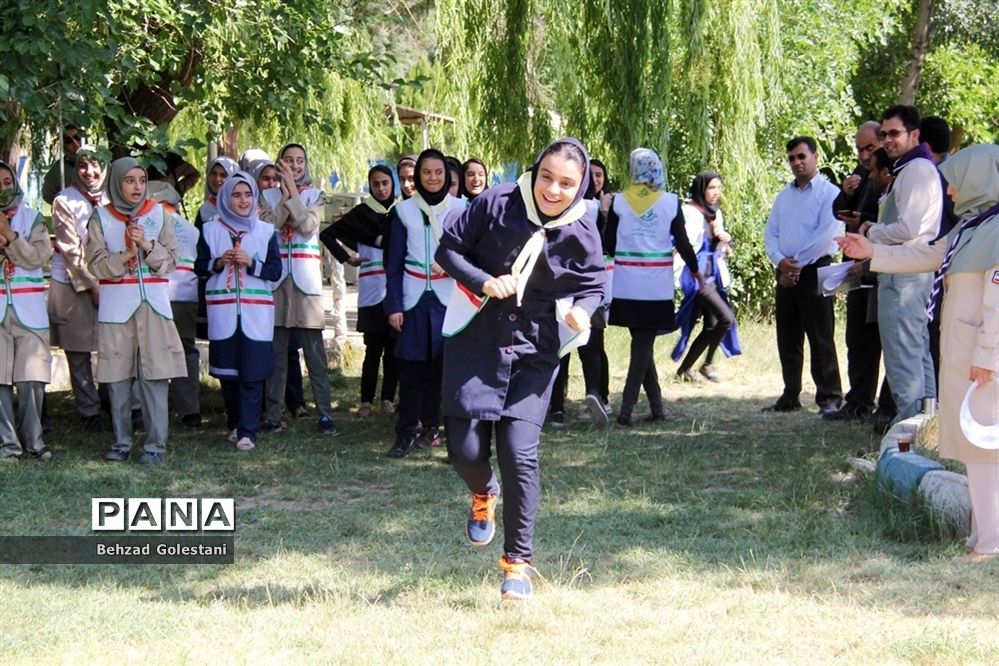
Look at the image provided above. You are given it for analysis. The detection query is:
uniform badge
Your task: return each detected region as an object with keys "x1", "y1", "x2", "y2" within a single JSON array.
[{"x1": 992, "y1": 270, "x2": 999, "y2": 285}]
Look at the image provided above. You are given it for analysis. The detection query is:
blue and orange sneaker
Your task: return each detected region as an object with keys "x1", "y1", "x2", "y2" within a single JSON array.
[
  {"x1": 466, "y1": 491, "x2": 499, "y2": 547},
  {"x1": 499, "y1": 556, "x2": 533, "y2": 600}
]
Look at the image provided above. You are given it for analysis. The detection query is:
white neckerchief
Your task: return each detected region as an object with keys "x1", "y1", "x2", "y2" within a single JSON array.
[
  {"x1": 412, "y1": 191, "x2": 451, "y2": 241},
  {"x1": 509, "y1": 172, "x2": 587, "y2": 305},
  {"x1": 364, "y1": 196, "x2": 393, "y2": 215}
]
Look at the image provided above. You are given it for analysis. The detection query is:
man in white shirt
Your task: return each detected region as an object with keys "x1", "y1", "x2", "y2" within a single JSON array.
[
  {"x1": 859, "y1": 105, "x2": 942, "y2": 422},
  {"x1": 763, "y1": 137, "x2": 843, "y2": 415}
]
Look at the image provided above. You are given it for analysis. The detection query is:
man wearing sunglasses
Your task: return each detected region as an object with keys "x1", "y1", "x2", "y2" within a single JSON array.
[
  {"x1": 42, "y1": 125, "x2": 85, "y2": 205},
  {"x1": 858, "y1": 105, "x2": 943, "y2": 425}
]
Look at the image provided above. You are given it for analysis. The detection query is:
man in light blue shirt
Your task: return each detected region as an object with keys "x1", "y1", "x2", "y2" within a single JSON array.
[{"x1": 762, "y1": 136, "x2": 843, "y2": 415}]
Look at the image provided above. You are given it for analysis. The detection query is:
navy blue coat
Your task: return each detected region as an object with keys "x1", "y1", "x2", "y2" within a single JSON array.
[{"x1": 435, "y1": 183, "x2": 606, "y2": 425}]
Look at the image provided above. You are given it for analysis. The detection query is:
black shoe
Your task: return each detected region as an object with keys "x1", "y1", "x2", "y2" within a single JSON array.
[
  {"x1": 699, "y1": 364, "x2": 721, "y2": 383},
  {"x1": 676, "y1": 368, "x2": 702, "y2": 383},
  {"x1": 81, "y1": 414, "x2": 103, "y2": 429},
  {"x1": 643, "y1": 411, "x2": 668, "y2": 423},
  {"x1": 615, "y1": 413, "x2": 633, "y2": 428},
  {"x1": 182, "y1": 413, "x2": 203, "y2": 428},
  {"x1": 823, "y1": 403, "x2": 868, "y2": 422},
  {"x1": 761, "y1": 399, "x2": 801, "y2": 413},
  {"x1": 547, "y1": 411, "x2": 567, "y2": 428},
  {"x1": 818, "y1": 402, "x2": 840, "y2": 417},
  {"x1": 386, "y1": 433, "x2": 417, "y2": 458}
]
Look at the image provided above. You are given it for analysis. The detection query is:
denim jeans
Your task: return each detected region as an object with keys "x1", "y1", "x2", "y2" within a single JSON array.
[{"x1": 877, "y1": 272, "x2": 936, "y2": 421}]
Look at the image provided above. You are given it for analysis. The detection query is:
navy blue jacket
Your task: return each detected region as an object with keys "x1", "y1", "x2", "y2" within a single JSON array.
[{"x1": 435, "y1": 183, "x2": 606, "y2": 425}]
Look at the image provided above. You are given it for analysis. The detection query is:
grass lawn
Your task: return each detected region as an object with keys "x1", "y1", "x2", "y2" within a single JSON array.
[{"x1": 2, "y1": 320, "x2": 997, "y2": 665}]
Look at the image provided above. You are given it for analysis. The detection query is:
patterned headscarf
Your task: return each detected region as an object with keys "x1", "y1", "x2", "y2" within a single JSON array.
[
  {"x1": 71, "y1": 144, "x2": 107, "y2": 197},
  {"x1": 629, "y1": 148, "x2": 665, "y2": 191},
  {"x1": 0, "y1": 161, "x2": 24, "y2": 214}
]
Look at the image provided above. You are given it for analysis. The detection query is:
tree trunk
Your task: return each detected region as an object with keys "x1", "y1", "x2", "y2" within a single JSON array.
[
  {"x1": 896, "y1": 0, "x2": 935, "y2": 105},
  {"x1": 0, "y1": 102, "x2": 23, "y2": 165}
]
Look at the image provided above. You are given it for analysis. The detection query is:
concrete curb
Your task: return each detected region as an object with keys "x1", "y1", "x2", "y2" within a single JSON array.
[{"x1": 877, "y1": 415, "x2": 972, "y2": 535}]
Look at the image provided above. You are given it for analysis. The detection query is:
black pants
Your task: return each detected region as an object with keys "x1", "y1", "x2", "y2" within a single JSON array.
[
  {"x1": 222, "y1": 379, "x2": 265, "y2": 441},
  {"x1": 360, "y1": 333, "x2": 398, "y2": 404},
  {"x1": 396, "y1": 356, "x2": 442, "y2": 436},
  {"x1": 284, "y1": 329, "x2": 305, "y2": 412},
  {"x1": 677, "y1": 285, "x2": 735, "y2": 371},
  {"x1": 577, "y1": 327, "x2": 609, "y2": 403},
  {"x1": 620, "y1": 328, "x2": 664, "y2": 417},
  {"x1": 774, "y1": 260, "x2": 842, "y2": 407},
  {"x1": 928, "y1": 316, "x2": 941, "y2": 398},
  {"x1": 844, "y1": 288, "x2": 896, "y2": 412},
  {"x1": 549, "y1": 355, "x2": 571, "y2": 415},
  {"x1": 448, "y1": 416, "x2": 542, "y2": 562}
]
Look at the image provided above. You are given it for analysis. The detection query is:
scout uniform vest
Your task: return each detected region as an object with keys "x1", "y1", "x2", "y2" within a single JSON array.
[
  {"x1": 0, "y1": 206, "x2": 48, "y2": 329},
  {"x1": 274, "y1": 187, "x2": 323, "y2": 295},
  {"x1": 611, "y1": 192, "x2": 678, "y2": 301},
  {"x1": 169, "y1": 213, "x2": 199, "y2": 303},
  {"x1": 203, "y1": 220, "x2": 276, "y2": 342},
  {"x1": 395, "y1": 195, "x2": 464, "y2": 311},
  {"x1": 51, "y1": 186, "x2": 103, "y2": 284},
  {"x1": 95, "y1": 204, "x2": 173, "y2": 323}
]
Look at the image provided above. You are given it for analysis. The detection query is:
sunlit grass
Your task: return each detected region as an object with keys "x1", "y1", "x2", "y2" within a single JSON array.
[{"x1": 1, "y1": 320, "x2": 996, "y2": 664}]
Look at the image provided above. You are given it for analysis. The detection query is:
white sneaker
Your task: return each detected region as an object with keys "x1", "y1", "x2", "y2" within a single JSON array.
[
  {"x1": 226, "y1": 429, "x2": 238, "y2": 444},
  {"x1": 235, "y1": 437, "x2": 255, "y2": 451},
  {"x1": 585, "y1": 393, "x2": 609, "y2": 427}
]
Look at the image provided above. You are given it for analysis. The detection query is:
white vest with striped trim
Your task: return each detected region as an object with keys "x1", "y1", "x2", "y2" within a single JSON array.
[
  {"x1": 396, "y1": 195, "x2": 465, "y2": 311},
  {"x1": 169, "y1": 213, "x2": 200, "y2": 302},
  {"x1": 0, "y1": 206, "x2": 48, "y2": 329},
  {"x1": 611, "y1": 192, "x2": 678, "y2": 301},
  {"x1": 51, "y1": 186, "x2": 104, "y2": 284},
  {"x1": 94, "y1": 204, "x2": 174, "y2": 323},
  {"x1": 357, "y1": 241, "x2": 386, "y2": 308},
  {"x1": 203, "y1": 220, "x2": 276, "y2": 342},
  {"x1": 274, "y1": 187, "x2": 323, "y2": 295}
]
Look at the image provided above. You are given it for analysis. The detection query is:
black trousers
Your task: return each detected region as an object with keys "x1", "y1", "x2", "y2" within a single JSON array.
[
  {"x1": 360, "y1": 333, "x2": 398, "y2": 404},
  {"x1": 448, "y1": 416, "x2": 542, "y2": 561},
  {"x1": 620, "y1": 328, "x2": 664, "y2": 417},
  {"x1": 577, "y1": 327, "x2": 610, "y2": 403},
  {"x1": 549, "y1": 327, "x2": 610, "y2": 414},
  {"x1": 844, "y1": 288, "x2": 896, "y2": 412},
  {"x1": 678, "y1": 284, "x2": 735, "y2": 370},
  {"x1": 395, "y1": 356, "x2": 442, "y2": 436},
  {"x1": 284, "y1": 329, "x2": 305, "y2": 411},
  {"x1": 774, "y1": 260, "x2": 842, "y2": 407}
]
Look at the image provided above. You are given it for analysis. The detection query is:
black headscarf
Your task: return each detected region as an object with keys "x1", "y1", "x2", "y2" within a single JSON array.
[
  {"x1": 395, "y1": 155, "x2": 417, "y2": 200},
  {"x1": 586, "y1": 158, "x2": 609, "y2": 199},
  {"x1": 459, "y1": 157, "x2": 489, "y2": 200},
  {"x1": 530, "y1": 137, "x2": 591, "y2": 224},
  {"x1": 414, "y1": 149, "x2": 451, "y2": 206},
  {"x1": 368, "y1": 164, "x2": 395, "y2": 209},
  {"x1": 689, "y1": 170, "x2": 721, "y2": 222}
]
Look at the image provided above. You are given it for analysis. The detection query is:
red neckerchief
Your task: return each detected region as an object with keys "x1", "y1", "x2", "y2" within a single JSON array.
[
  {"x1": 218, "y1": 220, "x2": 246, "y2": 291},
  {"x1": 107, "y1": 199, "x2": 157, "y2": 273}
]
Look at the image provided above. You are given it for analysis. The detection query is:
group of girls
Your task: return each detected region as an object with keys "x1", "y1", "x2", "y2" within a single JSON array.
[{"x1": 319, "y1": 151, "x2": 491, "y2": 457}]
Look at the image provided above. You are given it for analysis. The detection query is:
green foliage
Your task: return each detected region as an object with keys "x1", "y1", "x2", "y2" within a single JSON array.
[{"x1": 918, "y1": 43, "x2": 999, "y2": 144}]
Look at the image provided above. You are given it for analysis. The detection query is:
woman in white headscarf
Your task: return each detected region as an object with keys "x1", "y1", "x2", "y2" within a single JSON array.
[
  {"x1": 604, "y1": 148, "x2": 703, "y2": 427},
  {"x1": 839, "y1": 144, "x2": 999, "y2": 559}
]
